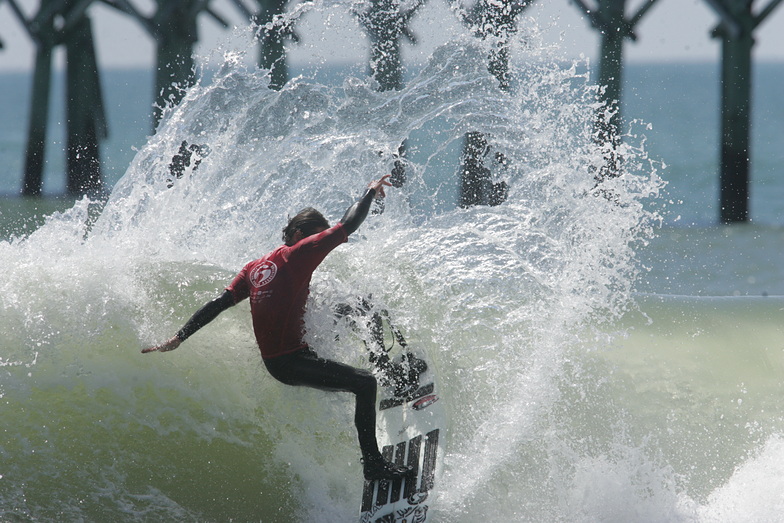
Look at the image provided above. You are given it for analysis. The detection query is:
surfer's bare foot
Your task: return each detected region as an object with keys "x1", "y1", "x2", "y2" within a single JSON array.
[{"x1": 362, "y1": 456, "x2": 414, "y2": 481}]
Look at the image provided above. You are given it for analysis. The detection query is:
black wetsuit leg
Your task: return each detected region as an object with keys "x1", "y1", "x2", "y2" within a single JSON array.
[{"x1": 264, "y1": 347, "x2": 381, "y2": 460}]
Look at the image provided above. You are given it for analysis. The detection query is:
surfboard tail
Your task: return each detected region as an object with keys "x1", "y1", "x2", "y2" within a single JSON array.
[{"x1": 361, "y1": 429, "x2": 440, "y2": 514}]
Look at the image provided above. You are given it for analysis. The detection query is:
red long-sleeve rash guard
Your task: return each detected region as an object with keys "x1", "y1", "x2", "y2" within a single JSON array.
[{"x1": 226, "y1": 223, "x2": 348, "y2": 359}]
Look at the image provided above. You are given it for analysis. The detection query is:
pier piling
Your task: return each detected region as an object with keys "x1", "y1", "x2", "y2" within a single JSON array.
[
  {"x1": 102, "y1": 0, "x2": 230, "y2": 127},
  {"x1": 64, "y1": 12, "x2": 106, "y2": 197},
  {"x1": 252, "y1": 0, "x2": 293, "y2": 91},
  {"x1": 453, "y1": 0, "x2": 532, "y2": 208},
  {"x1": 355, "y1": 0, "x2": 426, "y2": 191},
  {"x1": 571, "y1": 0, "x2": 660, "y2": 183},
  {"x1": 355, "y1": 0, "x2": 424, "y2": 92},
  {"x1": 3, "y1": 0, "x2": 782, "y2": 217},
  {"x1": 9, "y1": 0, "x2": 57, "y2": 196},
  {"x1": 23, "y1": 41, "x2": 54, "y2": 196},
  {"x1": 10, "y1": 0, "x2": 107, "y2": 196},
  {"x1": 706, "y1": 0, "x2": 782, "y2": 223}
]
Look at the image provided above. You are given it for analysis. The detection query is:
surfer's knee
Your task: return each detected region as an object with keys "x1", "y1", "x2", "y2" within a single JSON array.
[{"x1": 354, "y1": 368, "x2": 377, "y2": 395}]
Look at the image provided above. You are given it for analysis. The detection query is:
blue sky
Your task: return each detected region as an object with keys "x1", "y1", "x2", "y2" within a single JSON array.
[{"x1": 1, "y1": 0, "x2": 783, "y2": 72}]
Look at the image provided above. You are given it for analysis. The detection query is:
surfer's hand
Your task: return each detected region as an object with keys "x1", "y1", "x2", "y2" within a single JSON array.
[
  {"x1": 142, "y1": 336, "x2": 181, "y2": 354},
  {"x1": 368, "y1": 175, "x2": 392, "y2": 199}
]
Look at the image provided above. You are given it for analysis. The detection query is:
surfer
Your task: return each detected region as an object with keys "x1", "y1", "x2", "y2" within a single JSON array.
[{"x1": 143, "y1": 174, "x2": 413, "y2": 481}]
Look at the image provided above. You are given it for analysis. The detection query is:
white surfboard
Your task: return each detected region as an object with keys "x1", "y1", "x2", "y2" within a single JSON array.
[{"x1": 359, "y1": 348, "x2": 445, "y2": 523}]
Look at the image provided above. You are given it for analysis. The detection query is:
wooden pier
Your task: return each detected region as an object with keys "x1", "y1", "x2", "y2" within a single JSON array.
[
  {"x1": 2, "y1": 0, "x2": 781, "y2": 223},
  {"x1": 571, "y1": 0, "x2": 781, "y2": 222},
  {"x1": 707, "y1": 0, "x2": 782, "y2": 223}
]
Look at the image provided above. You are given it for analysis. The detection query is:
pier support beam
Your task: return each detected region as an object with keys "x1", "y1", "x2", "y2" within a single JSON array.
[
  {"x1": 154, "y1": 5, "x2": 199, "y2": 125},
  {"x1": 705, "y1": 0, "x2": 782, "y2": 223},
  {"x1": 9, "y1": 0, "x2": 57, "y2": 196},
  {"x1": 355, "y1": 0, "x2": 425, "y2": 189},
  {"x1": 254, "y1": 0, "x2": 293, "y2": 90},
  {"x1": 23, "y1": 41, "x2": 54, "y2": 196},
  {"x1": 10, "y1": 0, "x2": 107, "y2": 197},
  {"x1": 228, "y1": 0, "x2": 306, "y2": 91},
  {"x1": 571, "y1": 0, "x2": 660, "y2": 182},
  {"x1": 355, "y1": 0, "x2": 423, "y2": 92},
  {"x1": 452, "y1": 0, "x2": 532, "y2": 207},
  {"x1": 102, "y1": 0, "x2": 230, "y2": 127},
  {"x1": 64, "y1": 13, "x2": 107, "y2": 197},
  {"x1": 458, "y1": 131, "x2": 509, "y2": 208},
  {"x1": 717, "y1": 23, "x2": 753, "y2": 223}
]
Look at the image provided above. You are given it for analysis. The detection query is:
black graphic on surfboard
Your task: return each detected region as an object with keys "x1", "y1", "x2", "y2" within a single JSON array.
[
  {"x1": 360, "y1": 429, "x2": 440, "y2": 522},
  {"x1": 340, "y1": 297, "x2": 444, "y2": 523},
  {"x1": 334, "y1": 297, "x2": 428, "y2": 398}
]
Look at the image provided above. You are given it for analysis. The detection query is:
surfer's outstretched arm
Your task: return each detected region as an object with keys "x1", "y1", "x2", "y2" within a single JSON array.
[
  {"x1": 340, "y1": 175, "x2": 392, "y2": 235},
  {"x1": 142, "y1": 290, "x2": 235, "y2": 353}
]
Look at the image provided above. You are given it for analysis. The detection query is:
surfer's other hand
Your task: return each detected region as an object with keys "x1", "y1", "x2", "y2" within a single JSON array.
[
  {"x1": 142, "y1": 336, "x2": 181, "y2": 354},
  {"x1": 368, "y1": 175, "x2": 392, "y2": 199}
]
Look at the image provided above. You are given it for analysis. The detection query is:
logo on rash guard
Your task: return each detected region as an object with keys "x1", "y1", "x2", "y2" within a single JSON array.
[{"x1": 250, "y1": 261, "x2": 277, "y2": 288}]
